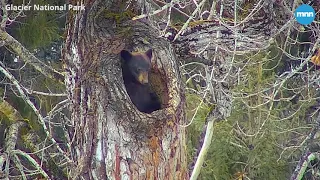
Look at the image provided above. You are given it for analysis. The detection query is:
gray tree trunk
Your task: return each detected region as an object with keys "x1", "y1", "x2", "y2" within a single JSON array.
[{"x1": 63, "y1": 1, "x2": 187, "y2": 179}]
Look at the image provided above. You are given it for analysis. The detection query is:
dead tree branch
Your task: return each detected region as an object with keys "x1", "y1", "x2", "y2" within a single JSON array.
[{"x1": 0, "y1": 29, "x2": 64, "y2": 82}]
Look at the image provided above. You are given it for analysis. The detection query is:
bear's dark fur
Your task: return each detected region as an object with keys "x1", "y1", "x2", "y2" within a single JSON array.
[{"x1": 120, "y1": 49, "x2": 161, "y2": 113}]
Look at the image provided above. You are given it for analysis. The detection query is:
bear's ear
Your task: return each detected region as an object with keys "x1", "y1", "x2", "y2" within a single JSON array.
[
  {"x1": 121, "y1": 50, "x2": 132, "y2": 61},
  {"x1": 145, "y1": 49, "x2": 152, "y2": 60}
]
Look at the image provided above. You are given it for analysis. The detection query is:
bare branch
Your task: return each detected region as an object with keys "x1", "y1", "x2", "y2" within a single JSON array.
[
  {"x1": 25, "y1": 88, "x2": 67, "y2": 97},
  {"x1": 0, "y1": 29, "x2": 64, "y2": 82},
  {"x1": 12, "y1": 150, "x2": 50, "y2": 179},
  {"x1": 190, "y1": 115, "x2": 215, "y2": 180},
  {"x1": 0, "y1": 63, "x2": 72, "y2": 164}
]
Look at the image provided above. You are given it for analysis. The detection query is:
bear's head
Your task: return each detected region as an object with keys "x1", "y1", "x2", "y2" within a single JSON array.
[{"x1": 121, "y1": 49, "x2": 153, "y2": 84}]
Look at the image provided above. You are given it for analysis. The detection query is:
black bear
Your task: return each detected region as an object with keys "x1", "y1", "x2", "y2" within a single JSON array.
[{"x1": 120, "y1": 49, "x2": 161, "y2": 113}]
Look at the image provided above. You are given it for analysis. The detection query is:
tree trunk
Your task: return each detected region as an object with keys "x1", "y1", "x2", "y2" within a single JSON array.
[{"x1": 63, "y1": 1, "x2": 187, "y2": 179}]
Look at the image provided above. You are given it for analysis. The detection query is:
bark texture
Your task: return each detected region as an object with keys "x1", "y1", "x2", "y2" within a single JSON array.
[{"x1": 63, "y1": 1, "x2": 187, "y2": 179}]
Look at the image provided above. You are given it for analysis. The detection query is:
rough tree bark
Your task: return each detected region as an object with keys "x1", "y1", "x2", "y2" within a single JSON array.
[
  {"x1": 63, "y1": 1, "x2": 187, "y2": 179},
  {"x1": 62, "y1": 0, "x2": 294, "y2": 179},
  {"x1": 0, "y1": 0, "x2": 318, "y2": 179}
]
